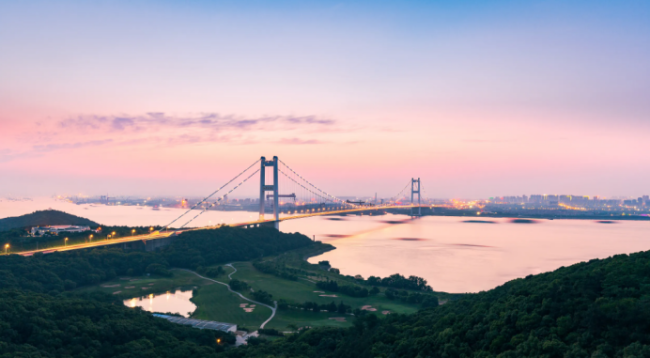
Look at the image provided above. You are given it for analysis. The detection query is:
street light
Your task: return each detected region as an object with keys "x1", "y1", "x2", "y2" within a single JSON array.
[
  {"x1": 89, "y1": 234, "x2": 93, "y2": 241},
  {"x1": 107, "y1": 234, "x2": 111, "y2": 240},
  {"x1": 131, "y1": 229, "x2": 136, "y2": 236},
  {"x1": 4, "y1": 243, "x2": 8, "y2": 254},
  {"x1": 64, "y1": 237, "x2": 69, "y2": 246}
]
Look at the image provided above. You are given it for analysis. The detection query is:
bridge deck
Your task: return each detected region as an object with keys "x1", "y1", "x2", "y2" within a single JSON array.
[{"x1": 16, "y1": 205, "x2": 426, "y2": 256}]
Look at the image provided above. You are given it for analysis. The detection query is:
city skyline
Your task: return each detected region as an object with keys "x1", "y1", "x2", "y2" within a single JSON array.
[{"x1": 1, "y1": 0, "x2": 649, "y2": 198}]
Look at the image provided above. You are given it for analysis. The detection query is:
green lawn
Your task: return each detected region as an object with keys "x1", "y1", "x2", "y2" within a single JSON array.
[
  {"x1": 191, "y1": 281, "x2": 272, "y2": 331},
  {"x1": 76, "y1": 244, "x2": 433, "y2": 331},
  {"x1": 265, "y1": 309, "x2": 351, "y2": 330},
  {"x1": 229, "y1": 261, "x2": 421, "y2": 315},
  {"x1": 75, "y1": 269, "x2": 208, "y2": 299}
]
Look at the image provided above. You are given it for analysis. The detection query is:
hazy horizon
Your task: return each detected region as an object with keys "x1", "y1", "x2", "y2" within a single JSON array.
[{"x1": 2, "y1": 0, "x2": 649, "y2": 198}]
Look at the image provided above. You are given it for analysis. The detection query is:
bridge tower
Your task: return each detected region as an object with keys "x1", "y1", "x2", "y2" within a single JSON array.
[
  {"x1": 411, "y1": 178, "x2": 421, "y2": 216},
  {"x1": 259, "y1": 156, "x2": 280, "y2": 229}
]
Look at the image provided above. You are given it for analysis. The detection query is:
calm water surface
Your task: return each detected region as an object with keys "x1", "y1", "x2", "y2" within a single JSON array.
[
  {"x1": 3, "y1": 197, "x2": 649, "y2": 293},
  {"x1": 125, "y1": 290, "x2": 196, "y2": 317},
  {"x1": 282, "y1": 214, "x2": 650, "y2": 293}
]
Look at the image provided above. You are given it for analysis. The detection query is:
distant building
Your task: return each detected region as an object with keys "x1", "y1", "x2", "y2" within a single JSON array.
[{"x1": 31, "y1": 225, "x2": 91, "y2": 236}]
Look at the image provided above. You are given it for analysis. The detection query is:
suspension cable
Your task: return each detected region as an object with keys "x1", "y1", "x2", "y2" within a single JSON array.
[
  {"x1": 390, "y1": 181, "x2": 412, "y2": 204},
  {"x1": 278, "y1": 159, "x2": 353, "y2": 207},
  {"x1": 163, "y1": 158, "x2": 261, "y2": 230},
  {"x1": 180, "y1": 168, "x2": 261, "y2": 229},
  {"x1": 279, "y1": 168, "x2": 357, "y2": 208}
]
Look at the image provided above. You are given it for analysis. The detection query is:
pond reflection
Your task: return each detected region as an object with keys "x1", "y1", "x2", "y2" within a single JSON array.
[{"x1": 124, "y1": 289, "x2": 196, "y2": 318}]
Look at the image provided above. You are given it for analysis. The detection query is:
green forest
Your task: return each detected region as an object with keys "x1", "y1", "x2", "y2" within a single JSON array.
[
  {"x1": 0, "y1": 226, "x2": 314, "y2": 357},
  {"x1": 0, "y1": 209, "x2": 98, "y2": 232},
  {"x1": 228, "y1": 251, "x2": 650, "y2": 357},
  {"x1": 3, "y1": 221, "x2": 650, "y2": 357}
]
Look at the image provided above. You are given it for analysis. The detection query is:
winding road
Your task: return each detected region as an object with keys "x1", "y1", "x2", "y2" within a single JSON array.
[{"x1": 179, "y1": 266, "x2": 277, "y2": 329}]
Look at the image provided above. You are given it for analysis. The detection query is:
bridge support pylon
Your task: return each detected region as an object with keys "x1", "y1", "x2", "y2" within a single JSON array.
[
  {"x1": 411, "y1": 177, "x2": 421, "y2": 217},
  {"x1": 259, "y1": 156, "x2": 280, "y2": 229}
]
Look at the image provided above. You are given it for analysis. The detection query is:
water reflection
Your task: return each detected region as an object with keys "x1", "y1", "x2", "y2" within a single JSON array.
[
  {"x1": 124, "y1": 289, "x2": 196, "y2": 317},
  {"x1": 5, "y1": 198, "x2": 650, "y2": 295},
  {"x1": 281, "y1": 214, "x2": 650, "y2": 293}
]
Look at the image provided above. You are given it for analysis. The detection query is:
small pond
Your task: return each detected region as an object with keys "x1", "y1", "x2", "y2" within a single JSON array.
[{"x1": 124, "y1": 289, "x2": 196, "y2": 317}]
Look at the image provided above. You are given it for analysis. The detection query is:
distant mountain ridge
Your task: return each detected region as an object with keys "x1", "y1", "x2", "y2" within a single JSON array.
[{"x1": 0, "y1": 210, "x2": 99, "y2": 232}]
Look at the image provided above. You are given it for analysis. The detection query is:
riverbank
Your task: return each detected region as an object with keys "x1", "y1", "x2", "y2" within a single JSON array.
[{"x1": 382, "y1": 206, "x2": 650, "y2": 221}]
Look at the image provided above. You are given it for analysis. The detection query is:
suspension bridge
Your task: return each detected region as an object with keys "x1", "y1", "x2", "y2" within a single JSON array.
[{"x1": 19, "y1": 156, "x2": 426, "y2": 256}]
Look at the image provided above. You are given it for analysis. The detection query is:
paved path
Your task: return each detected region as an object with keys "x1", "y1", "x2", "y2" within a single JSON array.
[
  {"x1": 226, "y1": 263, "x2": 237, "y2": 279},
  {"x1": 178, "y1": 267, "x2": 277, "y2": 329}
]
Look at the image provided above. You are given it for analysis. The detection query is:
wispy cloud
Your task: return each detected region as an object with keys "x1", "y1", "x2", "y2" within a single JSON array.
[
  {"x1": 1, "y1": 111, "x2": 359, "y2": 164},
  {"x1": 462, "y1": 139, "x2": 516, "y2": 143},
  {"x1": 33, "y1": 139, "x2": 114, "y2": 152},
  {"x1": 58, "y1": 113, "x2": 336, "y2": 133},
  {"x1": 0, "y1": 140, "x2": 114, "y2": 163},
  {"x1": 277, "y1": 138, "x2": 324, "y2": 145}
]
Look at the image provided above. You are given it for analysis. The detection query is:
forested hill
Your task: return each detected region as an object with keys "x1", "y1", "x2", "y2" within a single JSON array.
[
  {"x1": 0, "y1": 227, "x2": 316, "y2": 357},
  {"x1": 0, "y1": 226, "x2": 315, "y2": 293},
  {"x1": 0, "y1": 209, "x2": 99, "y2": 231},
  {"x1": 231, "y1": 250, "x2": 650, "y2": 358}
]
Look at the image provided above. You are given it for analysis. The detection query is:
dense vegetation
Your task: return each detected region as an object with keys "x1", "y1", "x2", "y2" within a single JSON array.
[
  {"x1": 365, "y1": 273, "x2": 433, "y2": 292},
  {"x1": 251, "y1": 290, "x2": 274, "y2": 305},
  {"x1": 0, "y1": 209, "x2": 98, "y2": 232},
  {"x1": 0, "y1": 226, "x2": 314, "y2": 357},
  {"x1": 252, "y1": 260, "x2": 300, "y2": 281},
  {"x1": 224, "y1": 251, "x2": 650, "y2": 357},
  {"x1": 5, "y1": 212, "x2": 650, "y2": 357},
  {"x1": 0, "y1": 226, "x2": 313, "y2": 293},
  {"x1": 277, "y1": 300, "x2": 352, "y2": 314},
  {"x1": 1, "y1": 223, "x2": 163, "y2": 252},
  {"x1": 316, "y1": 280, "x2": 370, "y2": 298},
  {"x1": 0, "y1": 290, "x2": 233, "y2": 358},
  {"x1": 384, "y1": 287, "x2": 439, "y2": 307},
  {"x1": 165, "y1": 227, "x2": 313, "y2": 270}
]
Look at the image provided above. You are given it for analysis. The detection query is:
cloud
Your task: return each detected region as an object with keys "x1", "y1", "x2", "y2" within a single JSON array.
[
  {"x1": 277, "y1": 138, "x2": 324, "y2": 145},
  {"x1": 462, "y1": 139, "x2": 516, "y2": 143},
  {"x1": 0, "y1": 140, "x2": 113, "y2": 163},
  {"x1": 33, "y1": 139, "x2": 113, "y2": 152},
  {"x1": 0, "y1": 111, "x2": 355, "y2": 165},
  {"x1": 58, "y1": 112, "x2": 336, "y2": 134},
  {"x1": 0, "y1": 149, "x2": 43, "y2": 163},
  {"x1": 111, "y1": 117, "x2": 135, "y2": 130}
]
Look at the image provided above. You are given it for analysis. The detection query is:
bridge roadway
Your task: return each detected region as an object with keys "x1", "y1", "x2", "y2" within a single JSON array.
[{"x1": 17, "y1": 205, "x2": 424, "y2": 256}]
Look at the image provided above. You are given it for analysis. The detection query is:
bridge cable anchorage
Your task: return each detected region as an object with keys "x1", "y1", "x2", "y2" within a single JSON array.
[
  {"x1": 179, "y1": 168, "x2": 261, "y2": 229},
  {"x1": 278, "y1": 160, "x2": 357, "y2": 208},
  {"x1": 162, "y1": 158, "x2": 261, "y2": 232},
  {"x1": 278, "y1": 168, "x2": 357, "y2": 209}
]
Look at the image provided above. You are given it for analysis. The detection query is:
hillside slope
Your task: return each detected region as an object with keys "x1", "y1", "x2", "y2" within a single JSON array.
[
  {"x1": 0, "y1": 209, "x2": 99, "y2": 231},
  {"x1": 231, "y1": 251, "x2": 650, "y2": 358}
]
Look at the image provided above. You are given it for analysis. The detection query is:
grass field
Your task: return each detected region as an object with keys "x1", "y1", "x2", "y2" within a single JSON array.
[
  {"x1": 229, "y1": 261, "x2": 421, "y2": 315},
  {"x1": 75, "y1": 269, "x2": 208, "y2": 299},
  {"x1": 204, "y1": 261, "x2": 423, "y2": 330},
  {"x1": 190, "y1": 281, "x2": 272, "y2": 330},
  {"x1": 77, "y1": 243, "x2": 443, "y2": 331}
]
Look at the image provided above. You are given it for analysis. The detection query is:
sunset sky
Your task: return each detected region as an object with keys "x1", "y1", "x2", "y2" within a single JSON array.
[{"x1": 1, "y1": 0, "x2": 649, "y2": 198}]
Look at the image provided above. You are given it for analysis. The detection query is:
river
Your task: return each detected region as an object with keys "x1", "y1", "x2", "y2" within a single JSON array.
[{"x1": 2, "y1": 197, "x2": 649, "y2": 293}]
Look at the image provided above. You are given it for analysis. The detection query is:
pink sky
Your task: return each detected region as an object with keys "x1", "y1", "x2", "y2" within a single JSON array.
[{"x1": 1, "y1": 1, "x2": 649, "y2": 198}]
